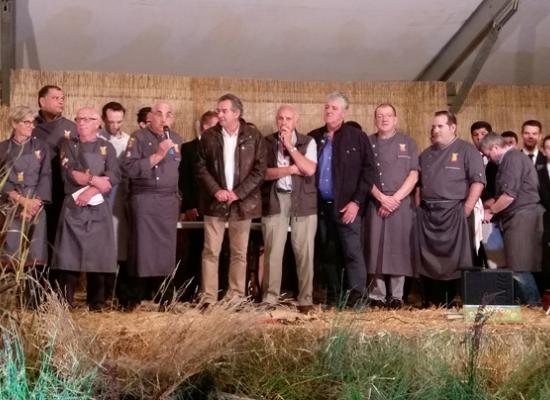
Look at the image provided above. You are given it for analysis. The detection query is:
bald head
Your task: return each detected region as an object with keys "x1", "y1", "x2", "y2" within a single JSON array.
[
  {"x1": 150, "y1": 101, "x2": 174, "y2": 135},
  {"x1": 276, "y1": 105, "x2": 298, "y2": 135}
]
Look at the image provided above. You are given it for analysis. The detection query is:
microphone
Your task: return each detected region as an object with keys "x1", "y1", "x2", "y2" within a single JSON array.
[{"x1": 163, "y1": 125, "x2": 174, "y2": 155}]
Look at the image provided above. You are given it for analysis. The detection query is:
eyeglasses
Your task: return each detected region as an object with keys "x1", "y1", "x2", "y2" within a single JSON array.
[
  {"x1": 75, "y1": 117, "x2": 98, "y2": 123},
  {"x1": 18, "y1": 120, "x2": 34, "y2": 127}
]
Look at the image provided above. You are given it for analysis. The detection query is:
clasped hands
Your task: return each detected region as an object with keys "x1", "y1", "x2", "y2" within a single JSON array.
[{"x1": 377, "y1": 193, "x2": 401, "y2": 218}]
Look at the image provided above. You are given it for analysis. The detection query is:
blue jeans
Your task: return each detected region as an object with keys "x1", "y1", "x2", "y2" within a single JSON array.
[{"x1": 513, "y1": 272, "x2": 541, "y2": 305}]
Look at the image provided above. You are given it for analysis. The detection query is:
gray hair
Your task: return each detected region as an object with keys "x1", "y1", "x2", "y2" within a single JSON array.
[
  {"x1": 479, "y1": 132, "x2": 505, "y2": 151},
  {"x1": 9, "y1": 105, "x2": 36, "y2": 124},
  {"x1": 326, "y1": 91, "x2": 350, "y2": 110},
  {"x1": 218, "y1": 93, "x2": 244, "y2": 117}
]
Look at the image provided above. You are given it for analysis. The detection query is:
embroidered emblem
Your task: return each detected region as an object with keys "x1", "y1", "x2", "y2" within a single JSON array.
[
  {"x1": 451, "y1": 153, "x2": 458, "y2": 162},
  {"x1": 100, "y1": 145, "x2": 107, "y2": 156},
  {"x1": 64, "y1": 130, "x2": 71, "y2": 140},
  {"x1": 17, "y1": 171, "x2": 24, "y2": 182},
  {"x1": 61, "y1": 157, "x2": 69, "y2": 167},
  {"x1": 399, "y1": 143, "x2": 407, "y2": 152},
  {"x1": 127, "y1": 136, "x2": 135, "y2": 148},
  {"x1": 34, "y1": 150, "x2": 42, "y2": 160}
]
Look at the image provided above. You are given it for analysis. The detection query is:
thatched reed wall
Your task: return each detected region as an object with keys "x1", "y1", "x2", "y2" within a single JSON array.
[
  {"x1": 456, "y1": 83, "x2": 550, "y2": 138},
  {"x1": 3, "y1": 69, "x2": 445, "y2": 149},
  {"x1": 1, "y1": 69, "x2": 549, "y2": 151}
]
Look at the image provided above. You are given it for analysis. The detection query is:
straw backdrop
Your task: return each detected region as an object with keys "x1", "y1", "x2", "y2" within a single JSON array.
[
  {"x1": 1, "y1": 69, "x2": 550, "y2": 151},
  {"x1": 456, "y1": 83, "x2": 550, "y2": 138}
]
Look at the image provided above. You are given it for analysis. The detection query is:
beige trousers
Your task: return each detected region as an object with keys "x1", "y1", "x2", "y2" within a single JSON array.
[
  {"x1": 261, "y1": 193, "x2": 317, "y2": 306},
  {"x1": 201, "y1": 216, "x2": 251, "y2": 304}
]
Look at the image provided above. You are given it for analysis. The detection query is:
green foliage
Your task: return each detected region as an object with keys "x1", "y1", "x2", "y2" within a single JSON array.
[{"x1": 0, "y1": 332, "x2": 96, "y2": 400}]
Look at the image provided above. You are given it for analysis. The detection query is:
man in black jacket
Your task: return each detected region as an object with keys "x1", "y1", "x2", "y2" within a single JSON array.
[{"x1": 308, "y1": 92, "x2": 377, "y2": 308}]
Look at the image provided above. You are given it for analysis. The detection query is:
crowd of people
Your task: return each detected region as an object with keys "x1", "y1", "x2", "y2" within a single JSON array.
[{"x1": 1, "y1": 85, "x2": 549, "y2": 313}]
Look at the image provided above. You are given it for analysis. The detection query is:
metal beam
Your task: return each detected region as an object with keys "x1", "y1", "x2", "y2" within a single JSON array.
[
  {"x1": 1, "y1": 0, "x2": 15, "y2": 105},
  {"x1": 450, "y1": 1, "x2": 519, "y2": 113},
  {"x1": 416, "y1": 0, "x2": 518, "y2": 82}
]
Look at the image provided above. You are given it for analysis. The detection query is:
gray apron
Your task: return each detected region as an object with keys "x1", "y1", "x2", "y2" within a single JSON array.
[
  {"x1": 417, "y1": 200, "x2": 472, "y2": 280},
  {"x1": 54, "y1": 151, "x2": 116, "y2": 273}
]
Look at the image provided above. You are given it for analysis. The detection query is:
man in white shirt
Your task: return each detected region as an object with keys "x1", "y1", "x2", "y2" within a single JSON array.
[
  {"x1": 521, "y1": 119, "x2": 545, "y2": 169},
  {"x1": 196, "y1": 94, "x2": 266, "y2": 308},
  {"x1": 261, "y1": 105, "x2": 317, "y2": 313}
]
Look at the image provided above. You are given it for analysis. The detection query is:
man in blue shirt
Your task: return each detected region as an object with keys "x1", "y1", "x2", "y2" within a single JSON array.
[{"x1": 309, "y1": 92, "x2": 377, "y2": 308}]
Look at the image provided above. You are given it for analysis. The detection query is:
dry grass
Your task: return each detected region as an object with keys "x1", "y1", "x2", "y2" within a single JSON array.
[{"x1": 12, "y1": 299, "x2": 549, "y2": 398}]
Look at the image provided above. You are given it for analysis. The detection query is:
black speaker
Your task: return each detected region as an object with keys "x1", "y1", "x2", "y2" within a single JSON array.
[{"x1": 462, "y1": 269, "x2": 514, "y2": 305}]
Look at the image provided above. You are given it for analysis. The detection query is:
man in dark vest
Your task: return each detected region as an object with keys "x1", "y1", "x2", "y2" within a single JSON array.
[{"x1": 261, "y1": 105, "x2": 317, "y2": 314}]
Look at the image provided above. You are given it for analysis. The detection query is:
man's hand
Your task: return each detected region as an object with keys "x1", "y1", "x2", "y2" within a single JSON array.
[
  {"x1": 483, "y1": 209, "x2": 494, "y2": 223},
  {"x1": 71, "y1": 170, "x2": 90, "y2": 186},
  {"x1": 214, "y1": 190, "x2": 230, "y2": 202},
  {"x1": 464, "y1": 203, "x2": 474, "y2": 218},
  {"x1": 379, "y1": 194, "x2": 400, "y2": 213},
  {"x1": 90, "y1": 176, "x2": 112, "y2": 194},
  {"x1": 279, "y1": 128, "x2": 293, "y2": 151},
  {"x1": 75, "y1": 187, "x2": 98, "y2": 207},
  {"x1": 185, "y1": 208, "x2": 200, "y2": 221},
  {"x1": 156, "y1": 139, "x2": 174, "y2": 158},
  {"x1": 227, "y1": 191, "x2": 239, "y2": 204},
  {"x1": 340, "y1": 201, "x2": 360, "y2": 224},
  {"x1": 377, "y1": 206, "x2": 392, "y2": 218},
  {"x1": 289, "y1": 164, "x2": 301, "y2": 175}
]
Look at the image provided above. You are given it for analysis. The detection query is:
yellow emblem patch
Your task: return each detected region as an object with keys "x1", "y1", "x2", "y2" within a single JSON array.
[
  {"x1": 451, "y1": 153, "x2": 458, "y2": 162},
  {"x1": 127, "y1": 137, "x2": 135, "y2": 148},
  {"x1": 100, "y1": 145, "x2": 107, "y2": 156},
  {"x1": 34, "y1": 150, "x2": 42, "y2": 160},
  {"x1": 17, "y1": 171, "x2": 25, "y2": 182},
  {"x1": 64, "y1": 130, "x2": 71, "y2": 140},
  {"x1": 399, "y1": 143, "x2": 407, "y2": 152}
]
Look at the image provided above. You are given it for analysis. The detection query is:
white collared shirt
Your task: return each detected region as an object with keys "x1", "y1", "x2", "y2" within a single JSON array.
[
  {"x1": 222, "y1": 126, "x2": 239, "y2": 190},
  {"x1": 276, "y1": 131, "x2": 317, "y2": 191},
  {"x1": 98, "y1": 129, "x2": 129, "y2": 158},
  {"x1": 522, "y1": 147, "x2": 539, "y2": 165}
]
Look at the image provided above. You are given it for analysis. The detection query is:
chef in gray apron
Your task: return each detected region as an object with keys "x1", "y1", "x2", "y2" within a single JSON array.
[
  {"x1": 53, "y1": 107, "x2": 120, "y2": 310},
  {"x1": 418, "y1": 111, "x2": 485, "y2": 306}
]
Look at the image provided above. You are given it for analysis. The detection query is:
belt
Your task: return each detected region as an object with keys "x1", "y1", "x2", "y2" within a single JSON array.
[{"x1": 276, "y1": 188, "x2": 292, "y2": 194}]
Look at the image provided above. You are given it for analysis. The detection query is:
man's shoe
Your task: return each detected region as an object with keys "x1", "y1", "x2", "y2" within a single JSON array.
[
  {"x1": 368, "y1": 299, "x2": 386, "y2": 309},
  {"x1": 387, "y1": 298, "x2": 404, "y2": 310},
  {"x1": 297, "y1": 305, "x2": 315, "y2": 315}
]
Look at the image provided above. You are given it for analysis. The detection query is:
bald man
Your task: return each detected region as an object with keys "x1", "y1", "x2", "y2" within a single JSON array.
[
  {"x1": 261, "y1": 105, "x2": 317, "y2": 313},
  {"x1": 122, "y1": 101, "x2": 183, "y2": 309},
  {"x1": 53, "y1": 107, "x2": 120, "y2": 310}
]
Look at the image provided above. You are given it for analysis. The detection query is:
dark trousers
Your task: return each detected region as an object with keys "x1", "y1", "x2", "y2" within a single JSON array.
[
  {"x1": 54, "y1": 270, "x2": 80, "y2": 307},
  {"x1": 174, "y1": 229, "x2": 204, "y2": 302},
  {"x1": 55, "y1": 270, "x2": 115, "y2": 308},
  {"x1": 87, "y1": 272, "x2": 115, "y2": 307},
  {"x1": 20, "y1": 265, "x2": 48, "y2": 309},
  {"x1": 317, "y1": 201, "x2": 367, "y2": 306},
  {"x1": 421, "y1": 276, "x2": 460, "y2": 307},
  {"x1": 117, "y1": 274, "x2": 176, "y2": 307}
]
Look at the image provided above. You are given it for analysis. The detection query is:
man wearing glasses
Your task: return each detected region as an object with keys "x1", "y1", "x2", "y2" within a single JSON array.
[{"x1": 122, "y1": 101, "x2": 183, "y2": 310}]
